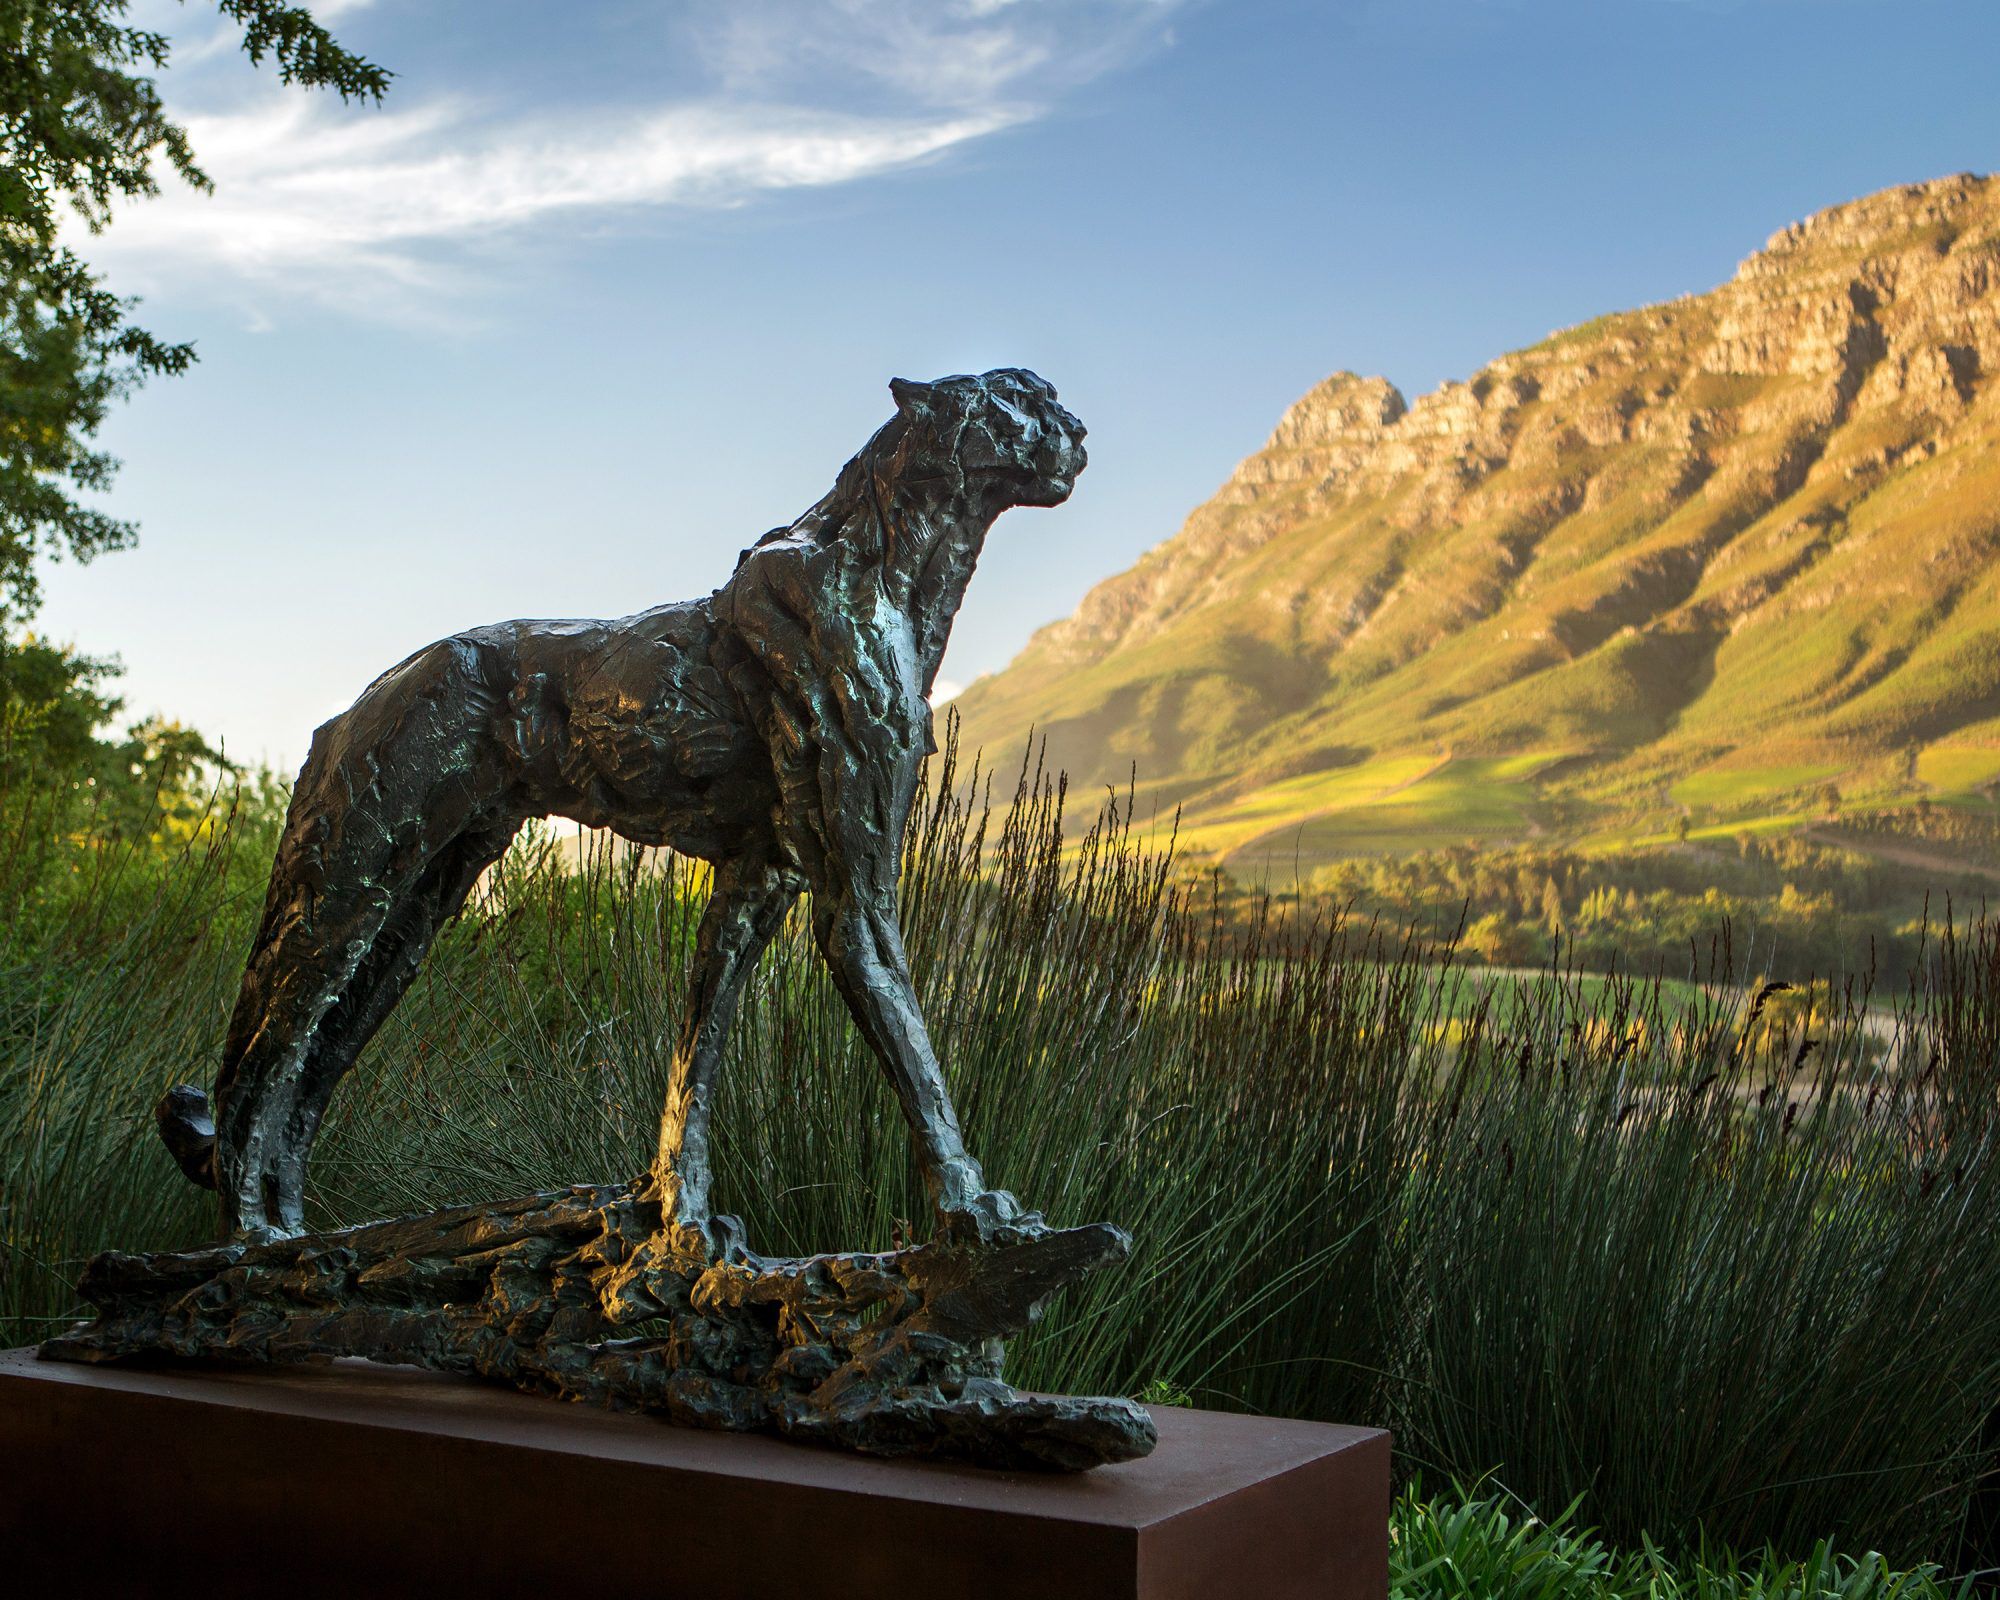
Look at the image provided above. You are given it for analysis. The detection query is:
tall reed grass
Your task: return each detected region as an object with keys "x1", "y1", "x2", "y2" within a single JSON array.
[{"x1": 4, "y1": 737, "x2": 1998, "y2": 1569}]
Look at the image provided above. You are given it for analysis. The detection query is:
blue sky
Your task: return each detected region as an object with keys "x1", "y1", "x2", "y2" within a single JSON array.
[{"x1": 37, "y1": 0, "x2": 2000, "y2": 769}]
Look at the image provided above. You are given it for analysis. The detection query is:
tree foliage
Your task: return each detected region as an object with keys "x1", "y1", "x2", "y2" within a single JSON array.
[
  {"x1": 0, "y1": 0, "x2": 388, "y2": 624},
  {"x1": 0, "y1": 629, "x2": 234, "y2": 837},
  {"x1": 0, "y1": 3, "x2": 385, "y2": 814}
]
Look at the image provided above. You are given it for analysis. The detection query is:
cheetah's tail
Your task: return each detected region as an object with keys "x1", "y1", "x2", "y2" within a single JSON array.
[{"x1": 154, "y1": 1084, "x2": 217, "y2": 1190}]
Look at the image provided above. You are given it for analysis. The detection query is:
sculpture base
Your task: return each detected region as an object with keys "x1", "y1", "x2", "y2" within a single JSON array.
[
  {"x1": 0, "y1": 1347, "x2": 1388, "y2": 1599},
  {"x1": 36, "y1": 1182, "x2": 1155, "y2": 1470}
]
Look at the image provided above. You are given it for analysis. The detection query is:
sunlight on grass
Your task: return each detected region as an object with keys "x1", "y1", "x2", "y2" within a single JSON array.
[
  {"x1": 1177, "y1": 752, "x2": 1569, "y2": 868},
  {"x1": 1916, "y1": 745, "x2": 2000, "y2": 795},
  {"x1": 1671, "y1": 763, "x2": 1847, "y2": 811}
]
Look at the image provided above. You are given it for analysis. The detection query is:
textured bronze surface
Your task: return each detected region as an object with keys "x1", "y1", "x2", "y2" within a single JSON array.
[
  {"x1": 169, "y1": 367, "x2": 1085, "y2": 1251},
  {"x1": 42, "y1": 1182, "x2": 1153, "y2": 1468},
  {"x1": 1, "y1": 1348, "x2": 1391, "y2": 1599},
  {"x1": 45, "y1": 372, "x2": 1157, "y2": 1468}
]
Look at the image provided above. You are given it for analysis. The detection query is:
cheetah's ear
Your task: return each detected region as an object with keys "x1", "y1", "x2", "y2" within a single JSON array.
[{"x1": 890, "y1": 377, "x2": 936, "y2": 416}]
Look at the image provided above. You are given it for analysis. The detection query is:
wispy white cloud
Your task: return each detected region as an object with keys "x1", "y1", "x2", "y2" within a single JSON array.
[
  {"x1": 85, "y1": 0, "x2": 1180, "y2": 321},
  {"x1": 90, "y1": 95, "x2": 1019, "y2": 316},
  {"x1": 694, "y1": 0, "x2": 1178, "y2": 107}
]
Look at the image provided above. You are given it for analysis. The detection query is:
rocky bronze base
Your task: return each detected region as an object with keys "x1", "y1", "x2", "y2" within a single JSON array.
[{"x1": 38, "y1": 1183, "x2": 1155, "y2": 1471}]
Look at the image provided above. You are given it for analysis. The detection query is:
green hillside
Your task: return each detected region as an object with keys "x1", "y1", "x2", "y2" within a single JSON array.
[{"x1": 952, "y1": 175, "x2": 2000, "y2": 878}]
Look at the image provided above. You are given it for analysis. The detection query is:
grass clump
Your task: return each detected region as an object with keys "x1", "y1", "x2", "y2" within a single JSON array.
[{"x1": 1392, "y1": 1484, "x2": 1975, "y2": 1600}]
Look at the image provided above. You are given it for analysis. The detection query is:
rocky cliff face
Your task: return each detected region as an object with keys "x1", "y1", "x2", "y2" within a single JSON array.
[{"x1": 951, "y1": 175, "x2": 2000, "y2": 864}]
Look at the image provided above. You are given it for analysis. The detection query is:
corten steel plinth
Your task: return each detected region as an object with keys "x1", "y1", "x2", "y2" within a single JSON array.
[
  {"x1": 0, "y1": 1350, "x2": 1390, "y2": 1600},
  {"x1": 45, "y1": 370, "x2": 1162, "y2": 1470}
]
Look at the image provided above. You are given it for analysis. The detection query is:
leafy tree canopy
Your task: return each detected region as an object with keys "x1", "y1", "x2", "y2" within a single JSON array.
[
  {"x1": 0, "y1": 2, "x2": 385, "y2": 813},
  {"x1": 0, "y1": 629, "x2": 231, "y2": 835},
  {"x1": 1, "y1": 0, "x2": 388, "y2": 624}
]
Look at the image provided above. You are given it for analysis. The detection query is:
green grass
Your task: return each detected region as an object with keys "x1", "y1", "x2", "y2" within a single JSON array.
[
  {"x1": 1612, "y1": 810, "x2": 1818, "y2": 848},
  {"x1": 1250, "y1": 754, "x2": 1556, "y2": 860},
  {"x1": 7, "y1": 746, "x2": 2000, "y2": 1575},
  {"x1": 1671, "y1": 763, "x2": 1848, "y2": 811},
  {"x1": 1173, "y1": 752, "x2": 1563, "y2": 871},
  {"x1": 1172, "y1": 752, "x2": 1446, "y2": 857},
  {"x1": 1393, "y1": 1485, "x2": 1974, "y2": 1600},
  {"x1": 1917, "y1": 746, "x2": 2000, "y2": 795}
]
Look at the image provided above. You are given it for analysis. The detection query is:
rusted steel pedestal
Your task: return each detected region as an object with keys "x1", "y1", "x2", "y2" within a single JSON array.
[{"x1": 0, "y1": 1347, "x2": 1388, "y2": 1599}]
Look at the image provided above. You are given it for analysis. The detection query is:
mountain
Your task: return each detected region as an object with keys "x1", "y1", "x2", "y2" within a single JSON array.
[{"x1": 950, "y1": 175, "x2": 2000, "y2": 873}]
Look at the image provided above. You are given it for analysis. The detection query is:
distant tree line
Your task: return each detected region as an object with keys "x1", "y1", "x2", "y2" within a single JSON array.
[{"x1": 1182, "y1": 832, "x2": 1993, "y2": 987}]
